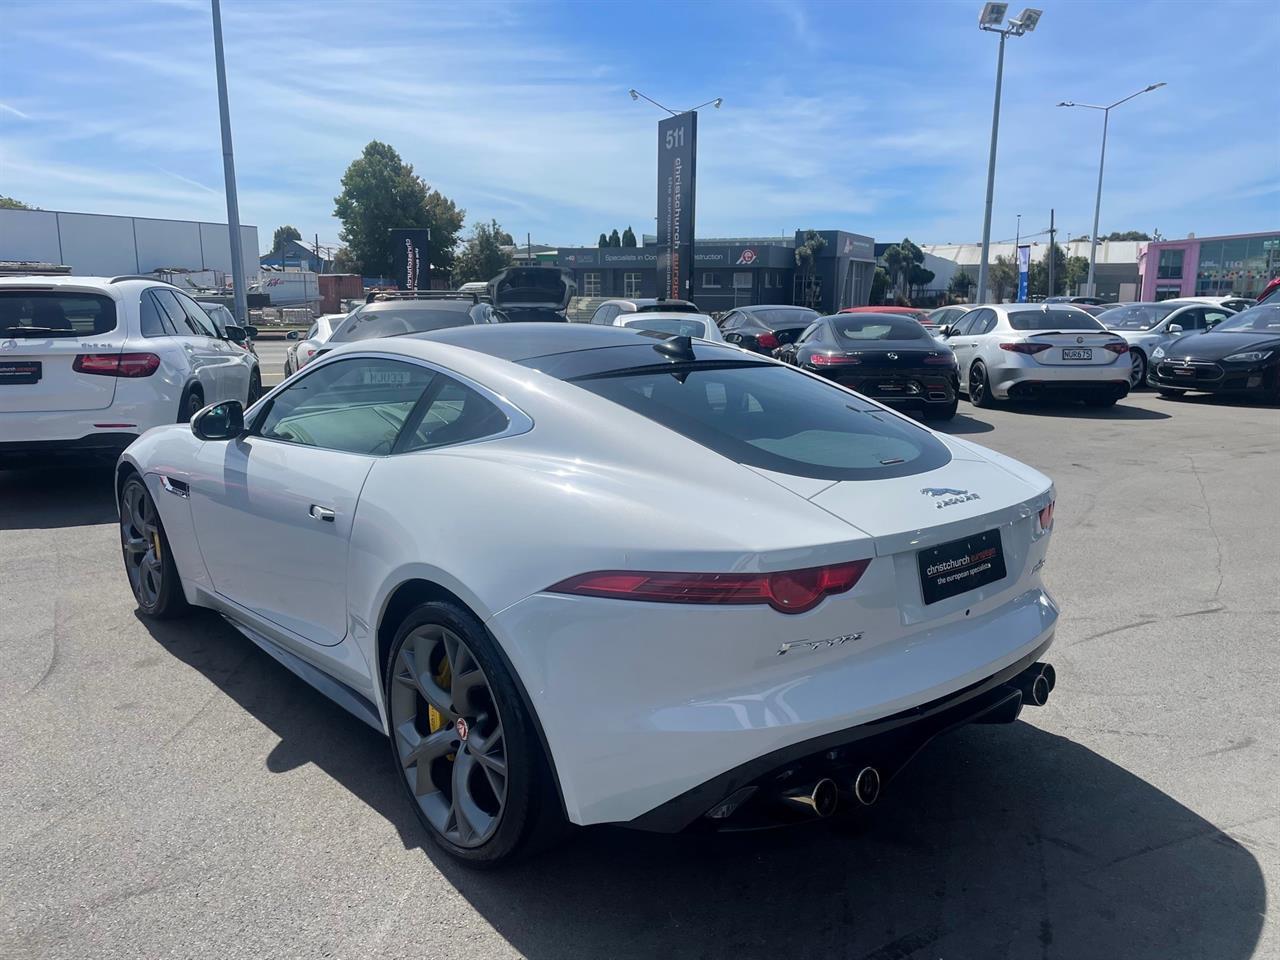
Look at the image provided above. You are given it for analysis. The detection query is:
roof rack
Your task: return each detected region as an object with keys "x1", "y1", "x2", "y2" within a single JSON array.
[{"x1": 365, "y1": 290, "x2": 485, "y2": 305}]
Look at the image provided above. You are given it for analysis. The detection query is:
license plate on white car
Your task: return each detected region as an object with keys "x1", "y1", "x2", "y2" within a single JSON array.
[{"x1": 1062, "y1": 348, "x2": 1092, "y2": 360}]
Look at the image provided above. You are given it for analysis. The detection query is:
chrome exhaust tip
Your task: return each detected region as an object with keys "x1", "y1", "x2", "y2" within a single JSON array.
[
  {"x1": 782, "y1": 777, "x2": 840, "y2": 818},
  {"x1": 852, "y1": 766, "x2": 881, "y2": 807},
  {"x1": 1019, "y1": 662, "x2": 1056, "y2": 707}
]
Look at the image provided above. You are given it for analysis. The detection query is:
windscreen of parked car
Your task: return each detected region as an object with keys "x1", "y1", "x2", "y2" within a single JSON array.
[
  {"x1": 567, "y1": 361, "x2": 951, "y2": 480},
  {"x1": 1097, "y1": 303, "x2": 1176, "y2": 330},
  {"x1": 832, "y1": 316, "x2": 929, "y2": 341},
  {"x1": 1209, "y1": 303, "x2": 1280, "y2": 332},
  {"x1": 1007, "y1": 308, "x2": 1105, "y2": 331},
  {"x1": 330, "y1": 305, "x2": 477, "y2": 342},
  {"x1": 622, "y1": 317, "x2": 710, "y2": 339},
  {"x1": 0, "y1": 291, "x2": 117, "y2": 338}
]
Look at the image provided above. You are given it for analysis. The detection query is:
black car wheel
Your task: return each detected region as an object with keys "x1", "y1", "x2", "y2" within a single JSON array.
[
  {"x1": 969, "y1": 362, "x2": 996, "y2": 408},
  {"x1": 1128, "y1": 350, "x2": 1147, "y2": 390},
  {"x1": 247, "y1": 369, "x2": 262, "y2": 404},
  {"x1": 386, "y1": 600, "x2": 563, "y2": 866},
  {"x1": 1156, "y1": 387, "x2": 1186, "y2": 399},
  {"x1": 119, "y1": 475, "x2": 189, "y2": 619},
  {"x1": 178, "y1": 386, "x2": 204, "y2": 423}
]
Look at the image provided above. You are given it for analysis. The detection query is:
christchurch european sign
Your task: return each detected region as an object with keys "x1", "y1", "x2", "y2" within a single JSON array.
[{"x1": 656, "y1": 112, "x2": 697, "y2": 299}]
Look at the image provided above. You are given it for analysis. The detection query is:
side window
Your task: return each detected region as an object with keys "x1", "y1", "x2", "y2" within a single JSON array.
[
  {"x1": 305, "y1": 323, "x2": 319, "y2": 340},
  {"x1": 139, "y1": 290, "x2": 177, "y2": 337},
  {"x1": 151, "y1": 289, "x2": 195, "y2": 335},
  {"x1": 977, "y1": 310, "x2": 998, "y2": 335},
  {"x1": 174, "y1": 292, "x2": 220, "y2": 338},
  {"x1": 257, "y1": 358, "x2": 435, "y2": 456},
  {"x1": 796, "y1": 322, "x2": 822, "y2": 344},
  {"x1": 952, "y1": 310, "x2": 980, "y2": 336},
  {"x1": 402, "y1": 375, "x2": 509, "y2": 452},
  {"x1": 1174, "y1": 309, "x2": 1202, "y2": 330},
  {"x1": 1203, "y1": 310, "x2": 1230, "y2": 329},
  {"x1": 719, "y1": 311, "x2": 741, "y2": 331}
]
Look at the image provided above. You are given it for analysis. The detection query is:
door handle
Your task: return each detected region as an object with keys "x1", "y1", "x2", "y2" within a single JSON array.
[{"x1": 310, "y1": 504, "x2": 335, "y2": 522}]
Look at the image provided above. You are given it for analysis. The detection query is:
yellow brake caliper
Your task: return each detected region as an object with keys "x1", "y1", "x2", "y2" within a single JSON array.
[{"x1": 428, "y1": 657, "x2": 452, "y2": 735}]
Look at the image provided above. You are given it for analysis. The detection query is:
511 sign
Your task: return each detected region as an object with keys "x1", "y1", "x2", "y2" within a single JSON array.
[{"x1": 656, "y1": 112, "x2": 697, "y2": 300}]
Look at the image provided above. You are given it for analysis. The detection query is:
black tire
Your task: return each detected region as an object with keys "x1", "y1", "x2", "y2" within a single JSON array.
[
  {"x1": 247, "y1": 369, "x2": 263, "y2": 404},
  {"x1": 924, "y1": 398, "x2": 959, "y2": 421},
  {"x1": 119, "y1": 475, "x2": 190, "y2": 619},
  {"x1": 968, "y1": 362, "x2": 996, "y2": 408},
  {"x1": 178, "y1": 385, "x2": 204, "y2": 423},
  {"x1": 1156, "y1": 388, "x2": 1186, "y2": 399},
  {"x1": 384, "y1": 600, "x2": 564, "y2": 867}
]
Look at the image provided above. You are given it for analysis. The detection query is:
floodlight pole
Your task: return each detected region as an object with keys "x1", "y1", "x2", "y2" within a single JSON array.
[
  {"x1": 1058, "y1": 84, "x2": 1165, "y2": 296},
  {"x1": 211, "y1": 0, "x2": 247, "y2": 325},
  {"x1": 976, "y1": 26, "x2": 1009, "y2": 306}
]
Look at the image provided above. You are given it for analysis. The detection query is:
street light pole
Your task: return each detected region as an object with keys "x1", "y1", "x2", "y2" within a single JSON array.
[
  {"x1": 1058, "y1": 82, "x2": 1165, "y2": 296},
  {"x1": 210, "y1": 0, "x2": 247, "y2": 325},
  {"x1": 975, "y1": 4, "x2": 1042, "y2": 305}
]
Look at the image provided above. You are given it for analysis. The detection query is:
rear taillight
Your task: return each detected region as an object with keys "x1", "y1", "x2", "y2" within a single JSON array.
[
  {"x1": 548, "y1": 559, "x2": 871, "y2": 615},
  {"x1": 73, "y1": 353, "x2": 161, "y2": 377},
  {"x1": 809, "y1": 353, "x2": 860, "y2": 366},
  {"x1": 1103, "y1": 342, "x2": 1129, "y2": 355},
  {"x1": 305, "y1": 349, "x2": 316, "y2": 357},
  {"x1": 1038, "y1": 501, "x2": 1055, "y2": 531},
  {"x1": 999, "y1": 342, "x2": 1052, "y2": 354},
  {"x1": 756, "y1": 332, "x2": 780, "y2": 350}
]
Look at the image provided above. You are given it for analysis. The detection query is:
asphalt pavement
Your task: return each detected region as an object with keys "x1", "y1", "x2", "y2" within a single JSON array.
[{"x1": 1, "y1": 391, "x2": 1277, "y2": 960}]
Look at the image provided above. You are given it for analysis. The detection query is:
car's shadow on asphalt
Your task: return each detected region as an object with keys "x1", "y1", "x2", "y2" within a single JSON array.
[
  {"x1": 934, "y1": 412, "x2": 995, "y2": 435},
  {"x1": 992, "y1": 398, "x2": 1171, "y2": 420},
  {"x1": 142, "y1": 610, "x2": 1264, "y2": 960},
  {"x1": 1154, "y1": 391, "x2": 1279, "y2": 409},
  {"x1": 0, "y1": 461, "x2": 117, "y2": 530}
]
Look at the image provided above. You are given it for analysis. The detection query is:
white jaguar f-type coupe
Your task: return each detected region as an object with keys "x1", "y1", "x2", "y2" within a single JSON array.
[{"x1": 116, "y1": 323, "x2": 1059, "y2": 865}]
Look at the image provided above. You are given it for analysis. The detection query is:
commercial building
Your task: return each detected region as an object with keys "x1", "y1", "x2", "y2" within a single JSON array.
[
  {"x1": 1138, "y1": 231, "x2": 1280, "y2": 301},
  {"x1": 259, "y1": 237, "x2": 334, "y2": 273},
  {"x1": 920, "y1": 240, "x2": 1144, "y2": 302},
  {"x1": 0, "y1": 207, "x2": 258, "y2": 281},
  {"x1": 551, "y1": 230, "x2": 876, "y2": 313}
]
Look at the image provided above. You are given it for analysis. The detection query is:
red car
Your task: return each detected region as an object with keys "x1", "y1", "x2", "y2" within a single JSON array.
[
  {"x1": 839, "y1": 305, "x2": 936, "y2": 327},
  {"x1": 1258, "y1": 276, "x2": 1280, "y2": 304}
]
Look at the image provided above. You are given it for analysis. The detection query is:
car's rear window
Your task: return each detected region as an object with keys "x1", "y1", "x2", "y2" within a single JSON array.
[
  {"x1": 746, "y1": 308, "x2": 818, "y2": 328},
  {"x1": 833, "y1": 316, "x2": 929, "y2": 341},
  {"x1": 567, "y1": 361, "x2": 951, "y2": 480},
  {"x1": 0, "y1": 291, "x2": 117, "y2": 338},
  {"x1": 1007, "y1": 308, "x2": 1104, "y2": 331},
  {"x1": 332, "y1": 306, "x2": 477, "y2": 342},
  {"x1": 622, "y1": 317, "x2": 711, "y2": 339}
]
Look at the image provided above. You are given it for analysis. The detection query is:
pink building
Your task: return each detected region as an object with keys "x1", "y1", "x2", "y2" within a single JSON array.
[{"x1": 1139, "y1": 230, "x2": 1280, "y2": 301}]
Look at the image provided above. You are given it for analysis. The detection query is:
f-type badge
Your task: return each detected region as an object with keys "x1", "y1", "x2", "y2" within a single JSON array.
[
  {"x1": 777, "y1": 632, "x2": 863, "y2": 656},
  {"x1": 921, "y1": 487, "x2": 981, "y2": 509}
]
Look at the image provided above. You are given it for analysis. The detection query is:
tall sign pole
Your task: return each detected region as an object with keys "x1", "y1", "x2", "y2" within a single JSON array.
[
  {"x1": 656, "y1": 112, "x2": 697, "y2": 301},
  {"x1": 210, "y1": 0, "x2": 247, "y2": 324}
]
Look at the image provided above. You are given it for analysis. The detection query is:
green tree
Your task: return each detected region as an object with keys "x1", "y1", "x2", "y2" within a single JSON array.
[
  {"x1": 882, "y1": 245, "x2": 906, "y2": 298},
  {"x1": 1029, "y1": 243, "x2": 1067, "y2": 298},
  {"x1": 949, "y1": 269, "x2": 973, "y2": 299},
  {"x1": 989, "y1": 255, "x2": 1018, "y2": 302},
  {"x1": 609, "y1": 228, "x2": 622, "y2": 248},
  {"x1": 272, "y1": 225, "x2": 301, "y2": 252},
  {"x1": 333, "y1": 247, "x2": 360, "y2": 273},
  {"x1": 493, "y1": 226, "x2": 514, "y2": 246},
  {"x1": 870, "y1": 266, "x2": 889, "y2": 305},
  {"x1": 1064, "y1": 255, "x2": 1090, "y2": 293},
  {"x1": 332, "y1": 141, "x2": 464, "y2": 277},
  {"x1": 907, "y1": 263, "x2": 935, "y2": 299},
  {"x1": 622, "y1": 226, "x2": 637, "y2": 247},
  {"x1": 598, "y1": 233, "x2": 609, "y2": 248},
  {"x1": 452, "y1": 219, "x2": 515, "y2": 284},
  {"x1": 794, "y1": 230, "x2": 827, "y2": 309},
  {"x1": 1102, "y1": 230, "x2": 1151, "y2": 242},
  {"x1": 0, "y1": 196, "x2": 34, "y2": 210}
]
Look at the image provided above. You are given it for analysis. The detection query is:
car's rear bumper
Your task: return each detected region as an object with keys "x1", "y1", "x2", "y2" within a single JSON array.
[
  {"x1": 487, "y1": 584, "x2": 1059, "y2": 827},
  {"x1": 629, "y1": 640, "x2": 1055, "y2": 832},
  {"x1": 987, "y1": 364, "x2": 1129, "y2": 400},
  {"x1": 817, "y1": 369, "x2": 958, "y2": 407},
  {"x1": 0, "y1": 432, "x2": 138, "y2": 462}
]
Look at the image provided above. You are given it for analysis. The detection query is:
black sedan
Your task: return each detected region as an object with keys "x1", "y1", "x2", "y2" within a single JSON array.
[
  {"x1": 718, "y1": 304, "x2": 820, "y2": 354},
  {"x1": 775, "y1": 312, "x2": 960, "y2": 419},
  {"x1": 1147, "y1": 302, "x2": 1280, "y2": 402}
]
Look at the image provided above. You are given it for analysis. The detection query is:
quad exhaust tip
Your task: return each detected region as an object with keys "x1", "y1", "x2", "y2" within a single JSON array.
[
  {"x1": 783, "y1": 777, "x2": 839, "y2": 818},
  {"x1": 853, "y1": 766, "x2": 881, "y2": 807}
]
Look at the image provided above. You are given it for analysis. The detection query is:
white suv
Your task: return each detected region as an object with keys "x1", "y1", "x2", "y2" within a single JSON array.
[{"x1": 0, "y1": 276, "x2": 260, "y2": 464}]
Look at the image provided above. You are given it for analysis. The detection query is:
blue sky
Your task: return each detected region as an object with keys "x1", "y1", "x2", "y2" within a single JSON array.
[{"x1": 2, "y1": 0, "x2": 1277, "y2": 254}]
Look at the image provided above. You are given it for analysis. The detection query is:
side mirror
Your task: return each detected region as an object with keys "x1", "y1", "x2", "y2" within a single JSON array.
[
  {"x1": 223, "y1": 324, "x2": 247, "y2": 345},
  {"x1": 243, "y1": 324, "x2": 258, "y2": 340},
  {"x1": 191, "y1": 400, "x2": 245, "y2": 441},
  {"x1": 286, "y1": 330, "x2": 301, "y2": 340},
  {"x1": 1167, "y1": 323, "x2": 1183, "y2": 335},
  {"x1": 939, "y1": 325, "x2": 953, "y2": 338}
]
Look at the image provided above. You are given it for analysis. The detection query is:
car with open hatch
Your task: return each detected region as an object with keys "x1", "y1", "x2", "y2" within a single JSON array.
[{"x1": 115, "y1": 323, "x2": 1059, "y2": 865}]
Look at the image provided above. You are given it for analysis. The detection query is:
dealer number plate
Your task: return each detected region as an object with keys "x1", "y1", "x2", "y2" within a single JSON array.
[
  {"x1": 0, "y1": 361, "x2": 42, "y2": 385},
  {"x1": 917, "y1": 529, "x2": 1007, "y2": 605}
]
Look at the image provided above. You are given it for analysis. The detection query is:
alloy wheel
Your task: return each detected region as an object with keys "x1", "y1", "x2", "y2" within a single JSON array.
[
  {"x1": 390, "y1": 624, "x2": 508, "y2": 848},
  {"x1": 1129, "y1": 351, "x2": 1146, "y2": 389},
  {"x1": 970, "y1": 366, "x2": 986, "y2": 404},
  {"x1": 120, "y1": 481, "x2": 164, "y2": 608}
]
